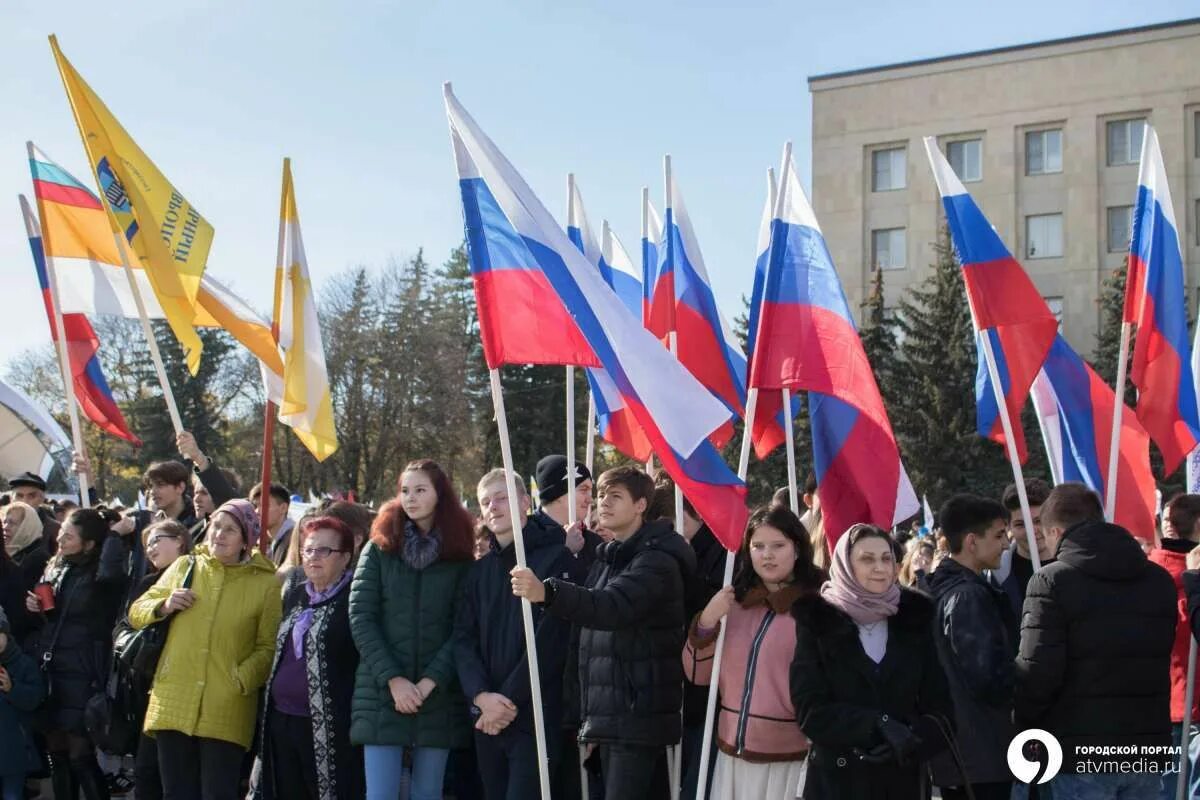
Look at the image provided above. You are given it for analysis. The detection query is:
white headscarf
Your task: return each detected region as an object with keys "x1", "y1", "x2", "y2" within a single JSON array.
[{"x1": 3, "y1": 501, "x2": 44, "y2": 557}]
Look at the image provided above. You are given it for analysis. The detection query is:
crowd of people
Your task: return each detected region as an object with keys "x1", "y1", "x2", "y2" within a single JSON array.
[{"x1": 0, "y1": 436, "x2": 1197, "y2": 800}]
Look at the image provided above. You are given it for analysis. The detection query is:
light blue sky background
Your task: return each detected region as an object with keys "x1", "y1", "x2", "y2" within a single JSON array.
[{"x1": 1, "y1": 0, "x2": 1194, "y2": 377}]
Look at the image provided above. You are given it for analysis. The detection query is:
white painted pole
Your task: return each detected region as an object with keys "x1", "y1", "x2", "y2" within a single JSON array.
[
  {"x1": 585, "y1": 392, "x2": 596, "y2": 476},
  {"x1": 1105, "y1": 321, "x2": 1132, "y2": 522},
  {"x1": 1029, "y1": 374, "x2": 1063, "y2": 486},
  {"x1": 566, "y1": 173, "x2": 579, "y2": 530},
  {"x1": 1178, "y1": 636, "x2": 1198, "y2": 800},
  {"x1": 977, "y1": 329, "x2": 1041, "y2": 571},
  {"x1": 783, "y1": 388, "x2": 799, "y2": 514},
  {"x1": 695, "y1": 387, "x2": 759, "y2": 800},
  {"x1": 488, "y1": 368, "x2": 552, "y2": 800},
  {"x1": 21, "y1": 191, "x2": 90, "y2": 506}
]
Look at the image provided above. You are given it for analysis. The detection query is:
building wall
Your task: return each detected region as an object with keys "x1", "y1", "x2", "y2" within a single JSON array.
[{"x1": 809, "y1": 21, "x2": 1200, "y2": 356}]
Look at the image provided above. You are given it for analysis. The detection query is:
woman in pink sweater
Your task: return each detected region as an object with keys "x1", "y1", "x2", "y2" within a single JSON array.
[{"x1": 683, "y1": 505, "x2": 825, "y2": 799}]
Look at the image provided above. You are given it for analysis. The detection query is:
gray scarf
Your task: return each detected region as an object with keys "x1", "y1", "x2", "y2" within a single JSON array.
[{"x1": 402, "y1": 520, "x2": 441, "y2": 571}]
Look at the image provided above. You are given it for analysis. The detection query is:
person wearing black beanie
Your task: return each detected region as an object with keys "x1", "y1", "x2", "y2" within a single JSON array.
[{"x1": 532, "y1": 456, "x2": 602, "y2": 585}]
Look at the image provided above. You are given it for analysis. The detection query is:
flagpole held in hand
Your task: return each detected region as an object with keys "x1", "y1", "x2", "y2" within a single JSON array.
[
  {"x1": 1178, "y1": 636, "x2": 1197, "y2": 800},
  {"x1": 783, "y1": 388, "x2": 799, "y2": 514}
]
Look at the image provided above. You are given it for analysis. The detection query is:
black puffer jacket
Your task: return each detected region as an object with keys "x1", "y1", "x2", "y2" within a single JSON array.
[
  {"x1": 544, "y1": 519, "x2": 696, "y2": 747},
  {"x1": 790, "y1": 588, "x2": 954, "y2": 800},
  {"x1": 1015, "y1": 520, "x2": 1175, "y2": 751},
  {"x1": 454, "y1": 513, "x2": 576, "y2": 734},
  {"x1": 29, "y1": 539, "x2": 126, "y2": 733},
  {"x1": 926, "y1": 558, "x2": 1015, "y2": 787},
  {"x1": 11, "y1": 539, "x2": 50, "y2": 601}
]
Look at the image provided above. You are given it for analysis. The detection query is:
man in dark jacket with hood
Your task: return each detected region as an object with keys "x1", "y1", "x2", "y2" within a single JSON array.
[
  {"x1": 1015, "y1": 483, "x2": 1175, "y2": 798},
  {"x1": 456, "y1": 468, "x2": 576, "y2": 800},
  {"x1": 928, "y1": 494, "x2": 1015, "y2": 800},
  {"x1": 512, "y1": 465, "x2": 696, "y2": 800},
  {"x1": 533, "y1": 455, "x2": 603, "y2": 583}
]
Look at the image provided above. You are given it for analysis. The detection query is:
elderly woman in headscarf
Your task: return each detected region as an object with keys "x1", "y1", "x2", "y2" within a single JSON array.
[
  {"x1": 789, "y1": 524, "x2": 955, "y2": 800},
  {"x1": 3, "y1": 501, "x2": 50, "y2": 602},
  {"x1": 129, "y1": 499, "x2": 282, "y2": 800}
]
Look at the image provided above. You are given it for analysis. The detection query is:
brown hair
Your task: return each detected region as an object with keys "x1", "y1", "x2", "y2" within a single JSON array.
[
  {"x1": 898, "y1": 540, "x2": 935, "y2": 587},
  {"x1": 143, "y1": 461, "x2": 190, "y2": 489},
  {"x1": 733, "y1": 505, "x2": 824, "y2": 600},
  {"x1": 142, "y1": 519, "x2": 192, "y2": 554},
  {"x1": 598, "y1": 466, "x2": 656, "y2": 518},
  {"x1": 1040, "y1": 483, "x2": 1104, "y2": 532},
  {"x1": 369, "y1": 460, "x2": 475, "y2": 562}
]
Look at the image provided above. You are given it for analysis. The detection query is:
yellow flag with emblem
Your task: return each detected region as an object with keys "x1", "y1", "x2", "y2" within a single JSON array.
[
  {"x1": 276, "y1": 159, "x2": 338, "y2": 461},
  {"x1": 49, "y1": 35, "x2": 211, "y2": 374}
]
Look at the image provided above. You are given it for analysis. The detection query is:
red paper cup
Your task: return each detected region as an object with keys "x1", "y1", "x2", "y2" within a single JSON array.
[{"x1": 33, "y1": 583, "x2": 55, "y2": 612}]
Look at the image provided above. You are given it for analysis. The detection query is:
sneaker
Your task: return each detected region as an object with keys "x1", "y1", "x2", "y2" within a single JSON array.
[{"x1": 106, "y1": 772, "x2": 135, "y2": 797}]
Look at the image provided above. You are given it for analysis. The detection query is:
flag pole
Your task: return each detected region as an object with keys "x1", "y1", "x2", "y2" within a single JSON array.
[
  {"x1": 1177, "y1": 636, "x2": 1197, "y2": 799},
  {"x1": 783, "y1": 388, "x2": 799, "y2": 514},
  {"x1": 488, "y1": 369, "x2": 553, "y2": 800},
  {"x1": 1105, "y1": 318, "x2": 1132, "y2": 521},
  {"x1": 976, "y1": 328, "x2": 1042, "y2": 571},
  {"x1": 566, "y1": 173, "x2": 579, "y2": 531},
  {"x1": 697, "y1": 156, "x2": 782, "y2": 800},
  {"x1": 21, "y1": 190, "x2": 90, "y2": 507},
  {"x1": 1029, "y1": 375, "x2": 1063, "y2": 485},
  {"x1": 696, "y1": 386, "x2": 758, "y2": 800},
  {"x1": 585, "y1": 391, "x2": 596, "y2": 475},
  {"x1": 664, "y1": 153, "x2": 683, "y2": 800},
  {"x1": 641, "y1": 187, "x2": 654, "y2": 480},
  {"x1": 110, "y1": 231, "x2": 183, "y2": 435},
  {"x1": 259, "y1": 158, "x2": 289, "y2": 552}
]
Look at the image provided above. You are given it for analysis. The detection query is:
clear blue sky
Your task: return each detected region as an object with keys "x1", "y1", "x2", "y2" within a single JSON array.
[{"x1": 1, "y1": 0, "x2": 1194, "y2": 375}]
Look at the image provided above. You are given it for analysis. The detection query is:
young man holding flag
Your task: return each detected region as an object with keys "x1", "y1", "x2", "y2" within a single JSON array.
[{"x1": 511, "y1": 466, "x2": 695, "y2": 799}]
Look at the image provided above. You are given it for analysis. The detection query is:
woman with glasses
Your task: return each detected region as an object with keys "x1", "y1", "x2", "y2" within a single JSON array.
[{"x1": 254, "y1": 516, "x2": 362, "y2": 800}]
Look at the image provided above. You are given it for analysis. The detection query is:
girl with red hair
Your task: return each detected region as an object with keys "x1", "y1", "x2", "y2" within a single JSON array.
[{"x1": 348, "y1": 460, "x2": 475, "y2": 800}]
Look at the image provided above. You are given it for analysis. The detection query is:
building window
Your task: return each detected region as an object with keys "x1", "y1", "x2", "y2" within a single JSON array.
[
  {"x1": 946, "y1": 139, "x2": 982, "y2": 182},
  {"x1": 1107, "y1": 118, "x2": 1145, "y2": 166},
  {"x1": 1026, "y1": 214, "x2": 1063, "y2": 259},
  {"x1": 1107, "y1": 206, "x2": 1133, "y2": 253},
  {"x1": 1026, "y1": 129, "x2": 1063, "y2": 175},
  {"x1": 871, "y1": 228, "x2": 906, "y2": 270},
  {"x1": 1196, "y1": 199, "x2": 1200, "y2": 246},
  {"x1": 1044, "y1": 296, "x2": 1064, "y2": 331},
  {"x1": 871, "y1": 148, "x2": 906, "y2": 192},
  {"x1": 1195, "y1": 110, "x2": 1200, "y2": 159}
]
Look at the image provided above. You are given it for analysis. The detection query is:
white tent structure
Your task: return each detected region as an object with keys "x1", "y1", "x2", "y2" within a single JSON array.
[{"x1": 0, "y1": 377, "x2": 71, "y2": 482}]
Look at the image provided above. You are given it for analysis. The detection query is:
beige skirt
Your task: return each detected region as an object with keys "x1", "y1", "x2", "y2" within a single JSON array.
[{"x1": 711, "y1": 751, "x2": 808, "y2": 800}]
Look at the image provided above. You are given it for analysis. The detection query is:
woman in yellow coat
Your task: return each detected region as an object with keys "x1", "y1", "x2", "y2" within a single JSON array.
[{"x1": 129, "y1": 499, "x2": 282, "y2": 800}]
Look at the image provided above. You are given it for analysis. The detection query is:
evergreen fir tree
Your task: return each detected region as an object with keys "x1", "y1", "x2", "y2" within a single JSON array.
[{"x1": 858, "y1": 267, "x2": 900, "y2": 412}]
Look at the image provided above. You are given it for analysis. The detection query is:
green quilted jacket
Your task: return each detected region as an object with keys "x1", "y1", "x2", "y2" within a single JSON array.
[{"x1": 348, "y1": 541, "x2": 470, "y2": 748}]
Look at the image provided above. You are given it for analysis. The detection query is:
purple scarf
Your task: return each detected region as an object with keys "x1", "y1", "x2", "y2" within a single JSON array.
[
  {"x1": 291, "y1": 569, "x2": 351, "y2": 658},
  {"x1": 818, "y1": 527, "x2": 901, "y2": 625}
]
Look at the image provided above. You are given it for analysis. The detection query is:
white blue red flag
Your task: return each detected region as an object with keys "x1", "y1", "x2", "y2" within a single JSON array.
[
  {"x1": 566, "y1": 179, "x2": 653, "y2": 462},
  {"x1": 20, "y1": 197, "x2": 140, "y2": 445},
  {"x1": 925, "y1": 138, "x2": 1058, "y2": 464},
  {"x1": 1124, "y1": 125, "x2": 1200, "y2": 474},
  {"x1": 446, "y1": 86, "x2": 747, "y2": 547},
  {"x1": 745, "y1": 170, "x2": 801, "y2": 459},
  {"x1": 641, "y1": 196, "x2": 663, "y2": 329},
  {"x1": 749, "y1": 149, "x2": 917, "y2": 545},
  {"x1": 658, "y1": 169, "x2": 747, "y2": 445},
  {"x1": 600, "y1": 222, "x2": 642, "y2": 322},
  {"x1": 991, "y1": 334, "x2": 1156, "y2": 541}
]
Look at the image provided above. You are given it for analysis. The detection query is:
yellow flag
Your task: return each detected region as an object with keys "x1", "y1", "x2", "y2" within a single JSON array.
[
  {"x1": 50, "y1": 35, "x2": 211, "y2": 373},
  {"x1": 276, "y1": 160, "x2": 338, "y2": 461}
]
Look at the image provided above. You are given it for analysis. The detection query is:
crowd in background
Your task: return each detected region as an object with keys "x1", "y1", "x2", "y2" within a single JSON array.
[{"x1": 0, "y1": 435, "x2": 1196, "y2": 800}]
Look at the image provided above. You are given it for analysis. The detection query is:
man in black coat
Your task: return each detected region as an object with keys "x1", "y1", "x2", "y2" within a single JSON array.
[
  {"x1": 927, "y1": 494, "x2": 1015, "y2": 800},
  {"x1": 456, "y1": 468, "x2": 576, "y2": 800},
  {"x1": 533, "y1": 455, "x2": 603, "y2": 583},
  {"x1": 7, "y1": 472, "x2": 60, "y2": 556},
  {"x1": 1015, "y1": 483, "x2": 1175, "y2": 797},
  {"x1": 512, "y1": 465, "x2": 695, "y2": 800}
]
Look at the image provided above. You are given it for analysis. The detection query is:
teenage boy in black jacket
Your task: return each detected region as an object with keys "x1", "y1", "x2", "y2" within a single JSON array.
[
  {"x1": 456, "y1": 468, "x2": 575, "y2": 800},
  {"x1": 512, "y1": 466, "x2": 695, "y2": 800}
]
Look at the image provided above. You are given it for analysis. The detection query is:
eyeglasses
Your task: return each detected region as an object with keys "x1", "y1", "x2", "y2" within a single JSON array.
[
  {"x1": 147, "y1": 533, "x2": 182, "y2": 547},
  {"x1": 302, "y1": 546, "x2": 347, "y2": 561}
]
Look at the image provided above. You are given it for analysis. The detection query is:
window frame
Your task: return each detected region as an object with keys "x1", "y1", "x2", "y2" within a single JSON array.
[
  {"x1": 871, "y1": 227, "x2": 907, "y2": 271},
  {"x1": 1026, "y1": 129, "x2": 1063, "y2": 176},
  {"x1": 1025, "y1": 213, "x2": 1064, "y2": 259},
  {"x1": 946, "y1": 138, "x2": 983, "y2": 182},
  {"x1": 1106, "y1": 205, "x2": 1133, "y2": 253},
  {"x1": 871, "y1": 147, "x2": 907, "y2": 192},
  {"x1": 1106, "y1": 118, "x2": 1146, "y2": 167}
]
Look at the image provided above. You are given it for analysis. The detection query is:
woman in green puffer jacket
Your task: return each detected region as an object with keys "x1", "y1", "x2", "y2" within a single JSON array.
[
  {"x1": 129, "y1": 499, "x2": 282, "y2": 800},
  {"x1": 349, "y1": 459, "x2": 475, "y2": 800}
]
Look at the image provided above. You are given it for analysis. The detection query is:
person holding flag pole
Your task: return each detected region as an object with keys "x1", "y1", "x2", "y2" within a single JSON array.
[{"x1": 923, "y1": 137, "x2": 1057, "y2": 573}]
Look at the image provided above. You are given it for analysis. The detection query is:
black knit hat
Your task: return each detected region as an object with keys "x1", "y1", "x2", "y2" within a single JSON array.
[
  {"x1": 534, "y1": 455, "x2": 592, "y2": 506},
  {"x1": 7, "y1": 472, "x2": 46, "y2": 492}
]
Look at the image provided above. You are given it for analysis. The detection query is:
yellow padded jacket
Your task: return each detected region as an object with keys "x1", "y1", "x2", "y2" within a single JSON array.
[{"x1": 129, "y1": 546, "x2": 282, "y2": 749}]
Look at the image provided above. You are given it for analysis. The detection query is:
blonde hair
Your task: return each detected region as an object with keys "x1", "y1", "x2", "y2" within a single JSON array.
[
  {"x1": 898, "y1": 540, "x2": 935, "y2": 587},
  {"x1": 808, "y1": 511, "x2": 830, "y2": 572}
]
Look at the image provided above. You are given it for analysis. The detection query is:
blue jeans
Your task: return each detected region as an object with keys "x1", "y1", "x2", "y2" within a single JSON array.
[
  {"x1": 1050, "y1": 772, "x2": 1160, "y2": 799},
  {"x1": 1158, "y1": 723, "x2": 1200, "y2": 800},
  {"x1": 364, "y1": 744, "x2": 450, "y2": 800}
]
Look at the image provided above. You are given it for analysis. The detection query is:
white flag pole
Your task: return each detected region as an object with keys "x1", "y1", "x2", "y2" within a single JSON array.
[
  {"x1": 783, "y1": 388, "x2": 799, "y2": 514},
  {"x1": 696, "y1": 156, "x2": 782, "y2": 800},
  {"x1": 642, "y1": 187, "x2": 655, "y2": 480},
  {"x1": 1178, "y1": 636, "x2": 1198, "y2": 800},
  {"x1": 566, "y1": 173, "x2": 579, "y2": 530},
  {"x1": 1105, "y1": 319, "x2": 1132, "y2": 522},
  {"x1": 20, "y1": 190, "x2": 90, "y2": 506},
  {"x1": 488, "y1": 368, "x2": 553, "y2": 800}
]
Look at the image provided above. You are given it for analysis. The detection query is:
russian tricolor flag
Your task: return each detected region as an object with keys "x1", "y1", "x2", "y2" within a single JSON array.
[
  {"x1": 660, "y1": 171, "x2": 747, "y2": 443},
  {"x1": 19, "y1": 197, "x2": 140, "y2": 445},
  {"x1": 925, "y1": 138, "x2": 1059, "y2": 463},
  {"x1": 999, "y1": 335, "x2": 1156, "y2": 541},
  {"x1": 446, "y1": 86, "x2": 747, "y2": 547},
  {"x1": 567, "y1": 179, "x2": 652, "y2": 462},
  {"x1": 641, "y1": 195, "x2": 663, "y2": 329},
  {"x1": 749, "y1": 149, "x2": 916, "y2": 544},
  {"x1": 746, "y1": 170, "x2": 801, "y2": 459},
  {"x1": 1123, "y1": 125, "x2": 1200, "y2": 474}
]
